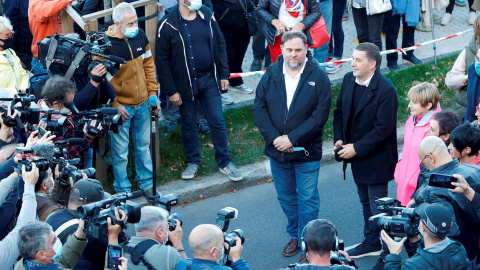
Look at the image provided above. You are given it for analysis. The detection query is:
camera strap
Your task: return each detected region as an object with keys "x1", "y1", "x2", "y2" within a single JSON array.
[
  {"x1": 122, "y1": 239, "x2": 157, "y2": 270},
  {"x1": 64, "y1": 47, "x2": 88, "y2": 80}
]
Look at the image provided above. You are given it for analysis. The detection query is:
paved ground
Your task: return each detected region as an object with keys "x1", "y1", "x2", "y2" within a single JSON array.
[{"x1": 227, "y1": 5, "x2": 475, "y2": 106}]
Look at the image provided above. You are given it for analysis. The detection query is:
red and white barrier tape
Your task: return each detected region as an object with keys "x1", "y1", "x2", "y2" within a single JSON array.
[{"x1": 229, "y1": 28, "x2": 473, "y2": 79}]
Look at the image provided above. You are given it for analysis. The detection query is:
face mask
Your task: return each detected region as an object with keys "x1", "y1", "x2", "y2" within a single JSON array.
[
  {"x1": 418, "y1": 224, "x2": 424, "y2": 237},
  {"x1": 48, "y1": 180, "x2": 55, "y2": 194},
  {"x1": 160, "y1": 228, "x2": 169, "y2": 245},
  {"x1": 123, "y1": 26, "x2": 139, "y2": 39},
  {"x1": 475, "y1": 60, "x2": 480, "y2": 76},
  {"x1": 184, "y1": 0, "x2": 202, "y2": 11},
  {"x1": 59, "y1": 107, "x2": 72, "y2": 115},
  {"x1": 213, "y1": 247, "x2": 225, "y2": 264},
  {"x1": 0, "y1": 37, "x2": 13, "y2": 50},
  {"x1": 52, "y1": 239, "x2": 63, "y2": 260}
]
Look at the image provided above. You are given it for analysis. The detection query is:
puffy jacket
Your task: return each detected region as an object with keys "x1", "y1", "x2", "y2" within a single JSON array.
[
  {"x1": 384, "y1": 239, "x2": 471, "y2": 270},
  {"x1": 156, "y1": 5, "x2": 229, "y2": 101},
  {"x1": 256, "y1": 0, "x2": 322, "y2": 46},
  {"x1": 412, "y1": 159, "x2": 480, "y2": 261},
  {"x1": 394, "y1": 105, "x2": 441, "y2": 206},
  {"x1": 176, "y1": 258, "x2": 251, "y2": 270},
  {"x1": 254, "y1": 53, "x2": 332, "y2": 163}
]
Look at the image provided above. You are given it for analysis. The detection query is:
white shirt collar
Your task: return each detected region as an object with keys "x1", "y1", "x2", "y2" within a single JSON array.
[
  {"x1": 283, "y1": 58, "x2": 308, "y2": 78},
  {"x1": 355, "y1": 72, "x2": 375, "y2": 87}
]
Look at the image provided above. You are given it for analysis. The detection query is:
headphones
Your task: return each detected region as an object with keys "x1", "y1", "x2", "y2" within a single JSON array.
[{"x1": 300, "y1": 219, "x2": 338, "y2": 253}]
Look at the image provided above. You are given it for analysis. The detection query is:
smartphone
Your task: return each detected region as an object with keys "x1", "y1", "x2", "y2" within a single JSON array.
[
  {"x1": 428, "y1": 173, "x2": 457, "y2": 189},
  {"x1": 107, "y1": 245, "x2": 122, "y2": 270},
  {"x1": 38, "y1": 127, "x2": 47, "y2": 137}
]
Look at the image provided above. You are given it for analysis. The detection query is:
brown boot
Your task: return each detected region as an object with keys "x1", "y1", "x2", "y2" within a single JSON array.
[
  {"x1": 299, "y1": 254, "x2": 309, "y2": 264},
  {"x1": 283, "y1": 239, "x2": 300, "y2": 257}
]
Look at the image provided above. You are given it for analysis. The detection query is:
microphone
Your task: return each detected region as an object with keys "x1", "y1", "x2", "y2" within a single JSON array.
[
  {"x1": 55, "y1": 138, "x2": 85, "y2": 146},
  {"x1": 128, "y1": 190, "x2": 144, "y2": 199},
  {"x1": 31, "y1": 143, "x2": 55, "y2": 158},
  {"x1": 148, "y1": 96, "x2": 158, "y2": 108}
]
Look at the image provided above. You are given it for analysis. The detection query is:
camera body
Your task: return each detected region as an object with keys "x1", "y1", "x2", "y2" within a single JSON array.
[
  {"x1": 59, "y1": 165, "x2": 96, "y2": 186},
  {"x1": 77, "y1": 191, "x2": 142, "y2": 238},
  {"x1": 0, "y1": 93, "x2": 40, "y2": 127},
  {"x1": 330, "y1": 239, "x2": 349, "y2": 265},
  {"x1": 76, "y1": 108, "x2": 123, "y2": 137},
  {"x1": 369, "y1": 197, "x2": 420, "y2": 238}
]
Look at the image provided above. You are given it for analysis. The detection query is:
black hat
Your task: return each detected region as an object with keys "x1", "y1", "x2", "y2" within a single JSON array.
[
  {"x1": 418, "y1": 203, "x2": 452, "y2": 235},
  {"x1": 73, "y1": 179, "x2": 107, "y2": 203}
]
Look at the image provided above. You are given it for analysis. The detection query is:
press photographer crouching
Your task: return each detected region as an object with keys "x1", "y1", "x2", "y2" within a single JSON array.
[
  {"x1": 176, "y1": 224, "x2": 251, "y2": 270},
  {"x1": 381, "y1": 203, "x2": 471, "y2": 270},
  {"x1": 46, "y1": 179, "x2": 129, "y2": 270},
  {"x1": 106, "y1": 206, "x2": 186, "y2": 270},
  {"x1": 287, "y1": 219, "x2": 356, "y2": 270},
  {"x1": 15, "y1": 220, "x2": 88, "y2": 270}
]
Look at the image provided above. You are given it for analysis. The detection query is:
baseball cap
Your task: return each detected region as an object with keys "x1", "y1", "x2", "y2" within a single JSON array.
[
  {"x1": 417, "y1": 203, "x2": 452, "y2": 235},
  {"x1": 73, "y1": 179, "x2": 108, "y2": 203}
]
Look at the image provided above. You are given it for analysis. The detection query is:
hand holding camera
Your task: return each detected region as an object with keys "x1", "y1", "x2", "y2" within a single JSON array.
[
  {"x1": 168, "y1": 219, "x2": 184, "y2": 249},
  {"x1": 21, "y1": 163, "x2": 40, "y2": 185},
  {"x1": 228, "y1": 237, "x2": 243, "y2": 263},
  {"x1": 381, "y1": 230, "x2": 407, "y2": 255},
  {"x1": 107, "y1": 207, "x2": 127, "y2": 245}
]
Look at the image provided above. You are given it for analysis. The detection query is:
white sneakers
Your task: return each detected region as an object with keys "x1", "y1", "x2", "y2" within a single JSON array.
[
  {"x1": 440, "y1": 12, "x2": 476, "y2": 26},
  {"x1": 469, "y1": 12, "x2": 477, "y2": 25},
  {"x1": 441, "y1": 13, "x2": 451, "y2": 26},
  {"x1": 228, "y1": 84, "x2": 254, "y2": 94}
]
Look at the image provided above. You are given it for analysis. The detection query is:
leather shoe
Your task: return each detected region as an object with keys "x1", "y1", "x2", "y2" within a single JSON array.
[
  {"x1": 283, "y1": 239, "x2": 300, "y2": 257},
  {"x1": 299, "y1": 254, "x2": 309, "y2": 263}
]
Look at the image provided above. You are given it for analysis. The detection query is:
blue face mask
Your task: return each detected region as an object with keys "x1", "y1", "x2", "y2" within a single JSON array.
[
  {"x1": 185, "y1": 0, "x2": 202, "y2": 11},
  {"x1": 52, "y1": 239, "x2": 63, "y2": 260},
  {"x1": 213, "y1": 247, "x2": 224, "y2": 264},
  {"x1": 475, "y1": 60, "x2": 480, "y2": 76},
  {"x1": 123, "y1": 26, "x2": 139, "y2": 38}
]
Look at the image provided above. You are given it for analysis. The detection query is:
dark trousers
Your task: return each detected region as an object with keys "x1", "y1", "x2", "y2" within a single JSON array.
[
  {"x1": 328, "y1": 0, "x2": 347, "y2": 58},
  {"x1": 446, "y1": 0, "x2": 474, "y2": 13},
  {"x1": 219, "y1": 24, "x2": 251, "y2": 86},
  {"x1": 385, "y1": 10, "x2": 415, "y2": 66},
  {"x1": 252, "y1": 17, "x2": 271, "y2": 61},
  {"x1": 355, "y1": 181, "x2": 388, "y2": 245},
  {"x1": 352, "y1": 7, "x2": 384, "y2": 51},
  {"x1": 179, "y1": 73, "x2": 231, "y2": 168}
]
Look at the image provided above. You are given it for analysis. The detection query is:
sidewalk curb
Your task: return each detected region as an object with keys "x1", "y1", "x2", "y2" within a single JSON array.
[{"x1": 133, "y1": 126, "x2": 405, "y2": 206}]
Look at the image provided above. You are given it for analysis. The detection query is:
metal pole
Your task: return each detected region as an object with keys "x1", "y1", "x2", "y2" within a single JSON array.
[{"x1": 430, "y1": 0, "x2": 437, "y2": 66}]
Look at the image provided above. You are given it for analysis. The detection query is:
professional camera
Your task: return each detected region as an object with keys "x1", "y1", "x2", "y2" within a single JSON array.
[
  {"x1": 76, "y1": 108, "x2": 123, "y2": 137},
  {"x1": 37, "y1": 32, "x2": 126, "y2": 78},
  {"x1": 59, "y1": 165, "x2": 96, "y2": 186},
  {"x1": 0, "y1": 93, "x2": 40, "y2": 127},
  {"x1": 368, "y1": 197, "x2": 420, "y2": 238},
  {"x1": 330, "y1": 239, "x2": 349, "y2": 265},
  {"x1": 223, "y1": 229, "x2": 245, "y2": 249},
  {"x1": 158, "y1": 194, "x2": 183, "y2": 232},
  {"x1": 77, "y1": 191, "x2": 142, "y2": 238}
]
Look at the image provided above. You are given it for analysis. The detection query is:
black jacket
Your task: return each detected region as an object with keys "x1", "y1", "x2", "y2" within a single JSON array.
[
  {"x1": 412, "y1": 160, "x2": 480, "y2": 261},
  {"x1": 384, "y1": 239, "x2": 471, "y2": 270},
  {"x1": 254, "y1": 53, "x2": 331, "y2": 163},
  {"x1": 213, "y1": 0, "x2": 256, "y2": 29},
  {"x1": 156, "y1": 5, "x2": 229, "y2": 101},
  {"x1": 256, "y1": 0, "x2": 322, "y2": 46},
  {"x1": 333, "y1": 71, "x2": 398, "y2": 184},
  {"x1": 3, "y1": 0, "x2": 33, "y2": 57}
]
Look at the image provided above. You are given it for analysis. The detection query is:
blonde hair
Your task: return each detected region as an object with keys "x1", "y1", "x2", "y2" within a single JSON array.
[
  {"x1": 474, "y1": 15, "x2": 480, "y2": 38},
  {"x1": 407, "y1": 82, "x2": 440, "y2": 109}
]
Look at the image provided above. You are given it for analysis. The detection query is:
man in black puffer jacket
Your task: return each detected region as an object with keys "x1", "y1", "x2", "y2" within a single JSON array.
[{"x1": 382, "y1": 203, "x2": 472, "y2": 270}]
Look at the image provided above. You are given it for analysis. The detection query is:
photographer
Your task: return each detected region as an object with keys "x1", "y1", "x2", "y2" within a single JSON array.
[
  {"x1": 46, "y1": 179, "x2": 128, "y2": 270},
  {"x1": 107, "y1": 206, "x2": 185, "y2": 269},
  {"x1": 287, "y1": 219, "x2": 355, "y2": 270},
  {"x1": 38, "y1": 76, "x2": 102, "y2": 169},
  {"x1": 176, "y1": 224, "x2": 251, "y2": 270},
  {"x1": 0, "y1": 163, "x2": 38, "y2": 268},
  {"x1": 15, "y1": 219, "x2": 88, "y2": 269},
  {"x1": 410, "y1": 136, "x2": 480, "y2": 261},
  {"x1": 450, "y1": 174, "x2": 480, "y2": 221},
  {"x1": 381, "y1": 203, "x2": 471, "y2": 270},
  {"x1": 35, "y1": 168, "x2": 63, "y2": 221}
]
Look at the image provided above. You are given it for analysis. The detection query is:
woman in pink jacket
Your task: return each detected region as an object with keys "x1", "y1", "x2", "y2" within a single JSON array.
[{"x1": 394, "y1": 82, "x2": 441, "y2": 206}]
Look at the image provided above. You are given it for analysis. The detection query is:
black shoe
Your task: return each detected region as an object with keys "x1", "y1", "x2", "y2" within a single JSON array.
[
  {"x1": 346, "y1": 241, "x2": 382, "y2": 258},
  {"x1": 387, "y1": 64, "x2": 399, "y2": 71},
  {"x1": 142, "y1": 188, "x2": 160, "y2": 203},
  {"x1": 403, "y1": 55, "x2": 422, "y2": 65},
  {"x1": 197, "y1": 119, "x2": 210, "y2": 134},
  {"x1": 264, "y1": 59, "x2": 272, "y2": 69},
  {"x1": 370, "y1": 258, "x2": 385, "y2": 270},
  {"x1": 250, "y1": 59, "x2": 263, "y2": 71},
  {"x1": 165, "y1": 119, "x2": 178, "y2": 133}
]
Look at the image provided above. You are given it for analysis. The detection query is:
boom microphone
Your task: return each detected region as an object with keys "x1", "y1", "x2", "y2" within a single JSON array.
[{"x1": 55, "y1": 138, "x2": 85, "y2": 146}]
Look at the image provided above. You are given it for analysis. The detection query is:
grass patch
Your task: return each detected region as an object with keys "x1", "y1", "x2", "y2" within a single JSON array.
[{"x1": 104, "y1": 54, "x2": 459, "y2": 189}]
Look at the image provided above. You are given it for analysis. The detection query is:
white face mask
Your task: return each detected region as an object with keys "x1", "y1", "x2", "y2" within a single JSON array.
[
  {"x1": 47, "y1": 179, "x2": 55, "y2": 194},
  {"x1": 160, "y1": 228, "x2": 169, "y2": 245}
]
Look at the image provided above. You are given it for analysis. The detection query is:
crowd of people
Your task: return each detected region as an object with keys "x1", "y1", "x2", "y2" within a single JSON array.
[{"x1": 1, "y1": 0, "x2": 480, "y2": 269}]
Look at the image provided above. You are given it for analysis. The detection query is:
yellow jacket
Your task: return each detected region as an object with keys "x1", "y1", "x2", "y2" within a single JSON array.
[{"x1": 0, "y1": 49, "x2": 29, "y2": 94}]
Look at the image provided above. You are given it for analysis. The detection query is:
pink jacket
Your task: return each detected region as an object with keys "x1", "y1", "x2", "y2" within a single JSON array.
[{"x1": 394, "y1": 105, "x2": 441, "y2": 206}]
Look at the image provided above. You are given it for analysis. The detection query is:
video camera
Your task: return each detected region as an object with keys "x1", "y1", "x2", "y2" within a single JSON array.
[
  {"x1": 75, "y1": 107, "x2": 123, "y2": 137},
  {"x1": 158, "y1": 194, "x2": 182, "y2": 232},
  {"x1": 14, "y1": 147, "x2": 82, "y2": 173},
  {"x1": 37, "y1": 32, "x2": 126, "y2": 79},
  {"x1": 0, "y1": 93, "x2": 40, "y2": 128},
  {"x1": 77, "y1": 191, "x2": 142, "y2": 238},
  {"x1": 369, "y1": 197, "x2": 420, "y2": 238}
]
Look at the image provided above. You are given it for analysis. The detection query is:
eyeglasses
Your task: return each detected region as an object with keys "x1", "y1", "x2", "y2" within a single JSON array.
[
  {"x1": 0, "y1": 31, "x2": 14, "y2": 40},
  {"x1": 419, "y1": 154, "x2": 429, "y2": 170}
]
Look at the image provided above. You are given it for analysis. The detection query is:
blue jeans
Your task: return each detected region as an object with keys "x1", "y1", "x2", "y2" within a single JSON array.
[
  {"x1": 270, "y1": 158, "x2": 321, "y2": 244},
  {"x1": 313, "y1": 0, "x2": 333, "y2": 67},
  {"x1": 110, "y1": 101, "x2": 153, "y2": 192},
  {"x1": 179, "y1": 73, "x2": 231, "y2": 168},
  {"x1": 328, "y1": 0, "x2": 346, "y2": 59},
  {"x1": 30, "y1": 57, "x2": 47, "y2": 75},
  {"x1": 83, "y1": 148, "x2": 93, "y2": 169}
]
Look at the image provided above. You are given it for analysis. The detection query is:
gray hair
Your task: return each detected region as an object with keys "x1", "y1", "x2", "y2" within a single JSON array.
[
  {"x1": 18, "y1": 221, "x2": 53, "y2": 261},
  {"x1": 0, "y1": 16, "x2": 13, "y2": 33},
  {"x1": 41, "y1": 76, "x2": 77, "y2": 106},
  {"x1": 135, "y1": 206, "x2": 169, "y2": 232},
  {"x1": 281, "y1": 31, "x2": 307, "y2": 47},
  {"x1": 112, "y1": 3, "x2": 136, "y2": 24}
]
